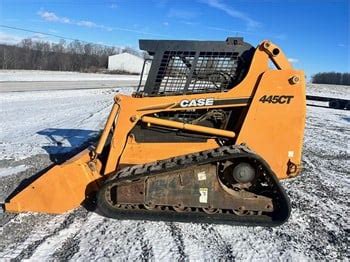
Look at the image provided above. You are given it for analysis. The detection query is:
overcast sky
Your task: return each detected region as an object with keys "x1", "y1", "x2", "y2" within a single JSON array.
[{"x1": 0, "y1": 0, "x2": 349, "y2": 77}]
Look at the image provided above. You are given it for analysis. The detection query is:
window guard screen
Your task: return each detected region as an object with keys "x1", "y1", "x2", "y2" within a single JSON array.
[{"x1": 138, "y1": 38, "x2": 254, "y2": 96}]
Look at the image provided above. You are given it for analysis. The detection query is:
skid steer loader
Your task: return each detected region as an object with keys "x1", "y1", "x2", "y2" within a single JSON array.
[{"x1": 3, "y1": 38, "x2": 306, "y2": 226}]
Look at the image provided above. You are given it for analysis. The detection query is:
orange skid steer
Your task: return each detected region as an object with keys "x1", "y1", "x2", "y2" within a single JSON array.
[{"x1": 3, "y1": 38, "x2": 306, "y2": 226}]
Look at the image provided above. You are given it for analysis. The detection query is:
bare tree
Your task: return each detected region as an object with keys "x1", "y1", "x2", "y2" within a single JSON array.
[
  {"x1": 0, "y1": 38, "x2": 137, "y2": 72},
  {"x1": 312, "y1": 72, "x2": 350, "y2": 86}
]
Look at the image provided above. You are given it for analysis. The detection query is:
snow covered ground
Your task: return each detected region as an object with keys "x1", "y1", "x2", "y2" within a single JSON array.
[
  {"x1": 307, "y1": 83, "x2": 350, "y2": 99},
  {"x1": 0, "y1": 84, "x2": 349, "y2": 260}
]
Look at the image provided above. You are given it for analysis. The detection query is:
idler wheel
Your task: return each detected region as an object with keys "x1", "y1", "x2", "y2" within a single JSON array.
[{"x1": 232, "y1": 162, "x2": 256, "y2": 184}]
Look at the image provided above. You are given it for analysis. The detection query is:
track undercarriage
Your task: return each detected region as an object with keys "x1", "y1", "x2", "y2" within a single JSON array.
[{"x1": 97, "y1": 145, "x2": 290, "y2": 226}]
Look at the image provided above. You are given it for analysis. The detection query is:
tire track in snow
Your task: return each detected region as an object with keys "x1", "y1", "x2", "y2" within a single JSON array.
[
  {"x1": 74, "y1": 98, "x2": 112, "y2": 127},
  {"x1": 43, "y1": 96, "x2": 110, "y2": 132},
  {"x1": 139, "y1": 226, "x2": 154, "y2": 261},
  {"x1": 213, "y1": 225, "x2": 300, "y2": 261},
  {"x1": 51, "y1": 236, "x2": 81, "y2": 261},
  {"x1": 166, "y1": 222, "x2": 188, "y2": 260},
  {"x1": 0, "y1": 213, "x2": 67, "y2": 260},
  {"x1": 12, "y1": 210, "x2": 87, "y2": 261},
  {"x1": 0, "y1": 213, "x2": 17, "y2": 227},
  {"x1": 143, "y1": 221, "x2": 198, "y2": 260},
  {"x1": 70, "y1": 216, "x2": 151, "y2": 261},
  {"x1": 175, "y1": 222, "x2": 236, "y2": 260},
  {"x1": 25, "y1": 208, "x2": 89, "y2": 261},
  {"x1": 200, "y1": 224, "x2": 235, "y2": 260},
  {"x1": 301, "y1": 153, "x2": 348, "y2": 206},
  {"x1": 101, "y1": 220, "x2": 146, "y2": 260}
]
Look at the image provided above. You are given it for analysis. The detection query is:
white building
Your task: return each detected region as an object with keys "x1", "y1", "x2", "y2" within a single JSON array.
[{"x1": 108, "y1": 52, "x2": 150, "y2": 74}]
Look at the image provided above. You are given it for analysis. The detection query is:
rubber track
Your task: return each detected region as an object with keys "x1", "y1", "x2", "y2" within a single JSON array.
[{"x1": 98, "y1": 145, "x2": 291, "y2": 227}]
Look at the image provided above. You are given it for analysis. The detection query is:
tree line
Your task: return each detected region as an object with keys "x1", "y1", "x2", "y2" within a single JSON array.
[
  {"x1": 312, "y1": 72, "x2": 350, "y2": 86},
  {"x1": 0, "y1": 38, "x2": 143, "y2": 72}
]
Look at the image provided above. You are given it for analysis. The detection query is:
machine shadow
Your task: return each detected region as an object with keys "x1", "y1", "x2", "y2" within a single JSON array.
[{"x1": 37, "y1": 128, "x2": 100, "y2": 163}]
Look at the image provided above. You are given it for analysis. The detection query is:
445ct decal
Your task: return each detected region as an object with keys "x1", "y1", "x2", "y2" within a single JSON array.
[{"x1": 259, "y1": 95, "x2": 294, "y2": 104}]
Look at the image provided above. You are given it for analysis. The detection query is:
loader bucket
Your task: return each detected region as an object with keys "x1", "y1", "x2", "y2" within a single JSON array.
[{"x1": 4, "y1": 148, "x2": 102, "y2": 214}]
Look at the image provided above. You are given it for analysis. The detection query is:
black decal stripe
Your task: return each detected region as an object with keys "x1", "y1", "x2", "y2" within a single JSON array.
[{"x1": 213, "y1": 97, "x2": 251, "y2": 106}]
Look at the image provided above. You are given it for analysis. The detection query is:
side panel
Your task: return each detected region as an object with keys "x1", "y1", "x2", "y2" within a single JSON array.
[{"x1": 236, "y1": 70, "x2": 306, "y2": 179}]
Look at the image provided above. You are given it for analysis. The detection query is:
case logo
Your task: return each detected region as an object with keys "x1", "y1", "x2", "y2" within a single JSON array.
[{"x1": 179, "y1": 98, "x2": 214, "y2": 107}]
